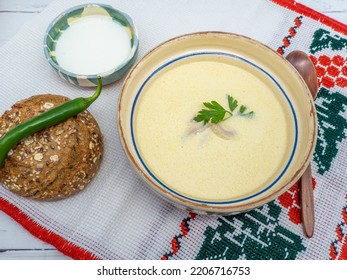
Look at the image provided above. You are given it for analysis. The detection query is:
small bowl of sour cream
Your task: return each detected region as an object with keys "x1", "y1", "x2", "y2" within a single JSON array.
[{"x1": 44, "y1": 3, "x2": 139, "y2": 87}]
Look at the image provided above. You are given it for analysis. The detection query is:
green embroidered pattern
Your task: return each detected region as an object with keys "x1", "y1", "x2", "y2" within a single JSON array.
[
  {"x1": 196, "y1": 202, "x2": 305, "y2": 260},
  {"x1": 314, "y1": 87, "x2": 347, "y2": 174},
  {"x1": 310, "y1": 29, "x2": 347, "y2": 54},
  {"x1": 308, "y1": 28, "x2": 347, "y2": 174}
]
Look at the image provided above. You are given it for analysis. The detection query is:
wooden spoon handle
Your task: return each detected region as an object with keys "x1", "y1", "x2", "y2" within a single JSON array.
[{"x1": 300, "y1": 163, "x2": 315, "y2": 237}]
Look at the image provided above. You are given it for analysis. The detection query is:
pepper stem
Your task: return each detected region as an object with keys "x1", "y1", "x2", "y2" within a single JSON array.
[{"x1": 85, "y1": 77, "x2": 103, "y2": 107}]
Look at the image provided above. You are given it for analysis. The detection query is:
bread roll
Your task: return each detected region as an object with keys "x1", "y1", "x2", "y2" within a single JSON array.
[{"x1": 0, "y1": 94, "x2": 103, "y2": 200}]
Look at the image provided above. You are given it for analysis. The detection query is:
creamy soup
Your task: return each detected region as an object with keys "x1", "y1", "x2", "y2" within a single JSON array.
[
  {"x1": 134, "y1": 56, "x2": 294, "y2": 201},
  {"x1": 55, "y1": 15, "x2": 131, "y2": 75}
]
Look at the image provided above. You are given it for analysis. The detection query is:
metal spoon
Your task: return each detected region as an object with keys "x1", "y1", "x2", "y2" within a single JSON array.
[{"x1": 286, "y1": 50, "x2": 318, "y2": 238}]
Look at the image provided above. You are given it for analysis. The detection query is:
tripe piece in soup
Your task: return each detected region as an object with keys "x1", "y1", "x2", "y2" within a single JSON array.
[
  {"x1": 55, "y1": 15, "x2": 131, "y2": 75},
  {"x1": 133, "y1": 56, "x2": 295, "y2": 201}
]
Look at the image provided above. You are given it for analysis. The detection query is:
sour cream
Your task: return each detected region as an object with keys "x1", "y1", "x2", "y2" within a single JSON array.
[
  {"x1": 55, "y1": 15, "x2": 131, "y2": 75},
  {"x1": 134, "y1": 57, "x2": 294, "y2": 201}
]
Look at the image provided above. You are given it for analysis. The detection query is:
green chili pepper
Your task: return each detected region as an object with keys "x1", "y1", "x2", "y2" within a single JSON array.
[{"x1": 0, "y1": 77, "x2": 102, "y2": 168}]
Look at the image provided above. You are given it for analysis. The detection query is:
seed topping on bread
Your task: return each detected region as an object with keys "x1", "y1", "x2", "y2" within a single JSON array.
[{"x1": 0, "y1": 94, "x2": 103, "y2": 200}]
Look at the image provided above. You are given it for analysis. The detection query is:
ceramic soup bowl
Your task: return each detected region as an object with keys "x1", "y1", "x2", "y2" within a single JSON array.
[{"x1": 118, "y1": 32, "x2": 317, "y2": 215}]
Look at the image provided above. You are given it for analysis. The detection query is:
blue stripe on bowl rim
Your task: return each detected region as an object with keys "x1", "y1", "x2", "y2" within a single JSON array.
[{"x1": 130, "y1": 51, "x2": 298, "y2": 205}]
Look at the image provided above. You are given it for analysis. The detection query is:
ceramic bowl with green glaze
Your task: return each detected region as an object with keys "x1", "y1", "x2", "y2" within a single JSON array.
[{"x1": 43, "y1": 3, "x2": 139, "y2": 87}]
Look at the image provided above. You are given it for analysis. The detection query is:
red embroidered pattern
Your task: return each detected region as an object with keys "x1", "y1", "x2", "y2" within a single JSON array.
[
  {"x1": 278, "y1": 178, "x2": 316, "y2": 224},
  {"x1": 310, "y1": 54, "x2": 347, "y2": 88},
  {"x1": 272, "y1": 0, "x2": 347, "y2": 36},
  {"x1": 330, "y1": 196, "x2": 347, "y2": 260},
  {"x1": 0, "y1": 198, "x2": 99, "y2": 260},
  {"x1": 277, "y1": 16, "x2": 303, "y2": 55},
  {"x1": 161, "y1": 212, "x2": 197, "y2": 260}
]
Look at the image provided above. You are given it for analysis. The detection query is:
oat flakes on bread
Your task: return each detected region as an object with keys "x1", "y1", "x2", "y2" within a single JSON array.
[{"x1": 0, "y1": 94, "x2": 103, "y2": 200}]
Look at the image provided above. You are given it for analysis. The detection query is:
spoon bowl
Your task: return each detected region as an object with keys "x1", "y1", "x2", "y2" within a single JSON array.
[{"x1": 286, "y1": 51, "x2": 318, "y2": 99}]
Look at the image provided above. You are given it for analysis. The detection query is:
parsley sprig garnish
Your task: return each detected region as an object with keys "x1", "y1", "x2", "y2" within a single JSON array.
[{"x1": 194, "y1": 95, "x2": 254, "y2": 125}]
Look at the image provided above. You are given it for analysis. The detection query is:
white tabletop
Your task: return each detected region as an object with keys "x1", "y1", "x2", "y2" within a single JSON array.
[{"x1": 0, "y1": 0, "x2": 347, "y2": 260}]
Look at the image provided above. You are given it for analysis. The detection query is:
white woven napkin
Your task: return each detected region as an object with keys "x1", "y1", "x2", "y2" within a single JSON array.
[{"x1": 1, "y1": 0, "x2": 346, "y2": 260}]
